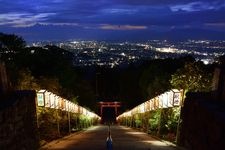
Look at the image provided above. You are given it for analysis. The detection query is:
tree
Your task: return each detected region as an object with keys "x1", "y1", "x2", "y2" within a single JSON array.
[
  {"x1": 139, "y1": 58, "x2": 184, "y2": 99},
  {"x1": 38, "y1": 76, "x2": 62, "y2": 95},
  {"x1": 0, "y1": 33, "x2": 26, "y2": 51},
  {"x1": 170, "y1": 61, "x2": 213, "y2": 143},
  {"x1": 16, "y1": 68, "x2": 40, "y2": 90},
  {"x1": 170, "y1": 61, "x2": 213, "y2": 96}
]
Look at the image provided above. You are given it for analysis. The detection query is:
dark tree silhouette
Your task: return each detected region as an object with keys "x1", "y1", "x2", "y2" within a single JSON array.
[{"x1": 0, "y1": 33, "x2": 26, "y2": 51}]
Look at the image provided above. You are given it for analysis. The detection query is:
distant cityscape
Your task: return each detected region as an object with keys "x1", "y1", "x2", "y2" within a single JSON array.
[{"x1": 29, "y1": 40, "x2": 225, "y2": 68}]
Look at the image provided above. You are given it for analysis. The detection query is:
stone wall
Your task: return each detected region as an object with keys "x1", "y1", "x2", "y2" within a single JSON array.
[
  {"x1": 179, "y1": 92, "x2": 225, "y2": 150},
  {"x1": 0, "y1": 91, "x2": 39, "y2": 150}
]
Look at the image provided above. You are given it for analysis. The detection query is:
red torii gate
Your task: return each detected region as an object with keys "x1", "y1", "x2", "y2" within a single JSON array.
[{"x1": 98, "y1": 101, "x2": 121, "y2": 118}]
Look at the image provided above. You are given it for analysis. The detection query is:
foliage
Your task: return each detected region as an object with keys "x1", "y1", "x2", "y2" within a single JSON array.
[
  {"x1": 119, "y1": 107, "x2": 180, "y2": 142},
  {"x1": 38, "y1": 76, "x2": 62, "y2": 95},
  {"x1": 118, "y1": 66, "x2": 144, "y2": 108},
  {"x1": 75, "y1": 79, "x2": 96, "y2": 109},
  {"x1": 149, "y1": 110, "x2": 161, "y2": 132},
  {"x1": 16, "y1": 68, "x2": 40, "y2": 90},
  {"x1": 158, "y1": 108, "x2": 180, "y2": 135},
  {"x1": 134, "y1": 114, "x2": 142, "y2": 128},
  {"x1": 166, "y1": 107, "x2": 180, "y2": 133},
  {"x1": 1, "y1": 32, "x2": 214, "y2": 116},
  {"x1": 139, "y1": 57, "x2": 187, "y2": 99},
  {"x1": 70, "y1": 96, "x2": 79, "y2": 104},
  {"x1": 0, "y1": 32, "x2": 26, "y2": 51},
  {"x1": 146, "y1": 108, "x2": 179, "y2": 141},
  {"x1": 37, "y1": 107, "x2": 96, "y2": 141},
  {"x1": 170, "y1": 61, "x2": 213, "y2": 94},
  {"x1": 37, "y1": 108, "x2": 62, "y2": 141},
  {"x1": 0, "y1": 33, "x2": 84, "y2": 107},
  {"x1": 79, "y1": 114, "x2": 92, "y2": 128}
]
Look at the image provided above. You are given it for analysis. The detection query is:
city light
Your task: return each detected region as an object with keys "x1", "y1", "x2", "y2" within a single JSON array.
[{"x1": 29, "y1": 40, "x2": 225, "y2": 68}]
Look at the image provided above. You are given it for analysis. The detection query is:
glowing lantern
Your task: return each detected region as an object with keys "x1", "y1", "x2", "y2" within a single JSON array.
[
  {"x1": 139, "y1": 103, "x2": 145, "y2": 113},
  {"x1": 150, "y1": 99, "x2": 154, "y2": 110},
  {"x1": 159, "y1": 95, "x2": 163, "y2": 108},
  {"x1": 55, "y1": 96, "x2": 59, "y2": 109},
  {"x1": 37, "y1": 90, "x2": 45, "y2": 107},
  {"x1": 146, "y1": 100, "x2": 151, "y2": 111},
  {"x1": 153, "y1": 97, "x2": 159, "y2": 109},
  {"x1": 167, "y1": 91, "x2": 174, "y2": 107},
  {"x1": 162, "y1": 93, "x2": 168, "y2": 108},
  {"x1": 172, "y1": 89, "x2": 182, "y2": 106},
  {"x1": 49, "y1": 93, "x2": 55, "y2": 108},
  {"x1": 44, "y1": 91, "x2": 50, "y2": 107},
  {"x1": 75, "y1": 104, "x2": 79, "y2": 113}
]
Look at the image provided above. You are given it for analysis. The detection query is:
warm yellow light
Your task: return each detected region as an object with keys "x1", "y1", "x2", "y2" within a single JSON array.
[
  {"x1": 139, "y1": 103, "x2": 145, "y2": 113},
  {"x1": 162, "y1": 93, "x2": 168, "y2": 108},
  {"x1": 126, "y1": 131, "x2": 145, "y2": 135},
  {"x1": 37, "y1": 89, "x2": 100, "y2": 119},
  {"x1": 117, "y1": 89, "x2": 182, "y2": 119}
]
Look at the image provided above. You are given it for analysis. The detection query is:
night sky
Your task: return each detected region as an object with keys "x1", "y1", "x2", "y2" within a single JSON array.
[{"x1": 1, "y1": 0, "x2": 225, "y2": 41}]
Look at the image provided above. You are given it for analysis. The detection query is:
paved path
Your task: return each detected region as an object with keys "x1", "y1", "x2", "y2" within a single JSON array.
[{"x1": 41, "y1": 125, "x2": 181, "y2": 150}]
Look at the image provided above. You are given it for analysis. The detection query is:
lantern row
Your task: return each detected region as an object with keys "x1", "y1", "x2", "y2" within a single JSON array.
[
  {"x1": 37, "y1": 89, "x2": 100, "y2": 119},
  {"x1": 117, "y1": 89, "x2": 182, "y2": 119}
]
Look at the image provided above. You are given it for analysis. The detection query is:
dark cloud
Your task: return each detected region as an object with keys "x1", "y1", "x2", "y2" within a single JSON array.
[
  {"x1": 0, "y1": 0, "x2": 225, "y2": 40},
  {"x1": 113, "y1": 0, "x2": 225, "y2": 6}
]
